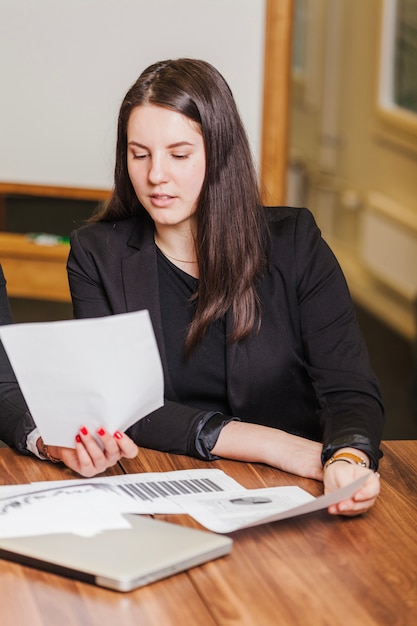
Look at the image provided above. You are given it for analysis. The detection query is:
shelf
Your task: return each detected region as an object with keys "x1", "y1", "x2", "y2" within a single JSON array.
[{"x1": 0, "y1": 232, "x2": 71, "y2": 302}]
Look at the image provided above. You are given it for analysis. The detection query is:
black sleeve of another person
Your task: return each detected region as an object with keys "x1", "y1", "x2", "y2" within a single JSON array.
[{"x1": 0, "y1": 265, "x2": 36, "y2": 453}]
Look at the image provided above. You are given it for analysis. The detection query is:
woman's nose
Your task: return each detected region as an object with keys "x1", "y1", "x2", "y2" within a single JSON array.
[{"x1": 148, "y1": 157, "x2": 168, "y2": 184}]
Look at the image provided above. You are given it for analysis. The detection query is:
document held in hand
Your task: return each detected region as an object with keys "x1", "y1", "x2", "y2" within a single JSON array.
[{"x1": 0, "y1": 310, "x2": 164, "y2": 447}]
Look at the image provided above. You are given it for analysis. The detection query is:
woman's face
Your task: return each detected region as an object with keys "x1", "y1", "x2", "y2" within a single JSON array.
[{"x1": 127, "y1": 104, "x2": 206, "y2": 233}]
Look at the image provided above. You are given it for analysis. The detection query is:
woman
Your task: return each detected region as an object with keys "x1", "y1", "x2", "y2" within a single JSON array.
[
  {"x1": 68, "y1": 58, "x2": 384, "y2": 515},
  {"x1": 0, "y1": 264, "x2": 138, "y2": 474}
]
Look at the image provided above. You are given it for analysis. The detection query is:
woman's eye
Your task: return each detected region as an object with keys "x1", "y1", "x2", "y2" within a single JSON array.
[
  {"x1": 172, "y1": 154, "x2": 188, "y2": 160},
  {"x1": 133, "y1": 153, "x2": 148, "y2": 160}
]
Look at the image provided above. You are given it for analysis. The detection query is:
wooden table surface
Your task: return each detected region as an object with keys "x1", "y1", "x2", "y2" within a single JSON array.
[{"x1": 0, "y1": 440, "x2": 416, "y2": 626}]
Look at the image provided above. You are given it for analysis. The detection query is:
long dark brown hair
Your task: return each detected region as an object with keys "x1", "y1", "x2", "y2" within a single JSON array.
[{"x1": 93, "y1": 58, "x2": 268, "y2": 353}]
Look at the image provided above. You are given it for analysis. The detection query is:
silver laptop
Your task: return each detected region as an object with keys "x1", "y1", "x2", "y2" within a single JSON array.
[{"x1": 0, "y1": 514, "x2": 232, "y2": 592}]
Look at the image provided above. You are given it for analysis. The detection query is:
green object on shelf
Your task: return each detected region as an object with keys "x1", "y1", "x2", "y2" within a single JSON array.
[{"x1": 26, "y1": 233, "x2": 70, "y2": 246}]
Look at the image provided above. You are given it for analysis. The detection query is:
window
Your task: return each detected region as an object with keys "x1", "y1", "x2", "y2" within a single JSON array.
[{"x1": 377, "y1": 0, "x2": 417, "y2": 151}]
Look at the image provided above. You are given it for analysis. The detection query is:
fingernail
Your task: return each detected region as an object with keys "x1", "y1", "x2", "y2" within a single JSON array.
[
  {"x1": 80, "y1": 426, "x2": 88, "y2": 436},
  {"x1": 97, "y1": 428, "x2": 106, "y2": 436},
  {"x1": 75, "y1": 434, "x2": 82, "y2": 443},
  {"x1": 114, "y1": 431, "x2": 123, "y2": 440}
]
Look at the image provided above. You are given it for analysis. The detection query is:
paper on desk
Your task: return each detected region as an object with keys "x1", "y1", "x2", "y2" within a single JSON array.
[
  {"x1": 0, "y1": 483, "x2": 132, "y2": 537},
  {"x1": 29, "y1": 469, "x2": 246, "y2": 515},
  {"x1": 0, "y1": 472, "x2": 368, "y2": 537},
  {"x1": 0, "y1": 469, "x2": 246, "y2": 537},
  {"x1": 169, "y1": 475, "x2": 369, "y2": 533},
  {"x1": 0, "y1": 310, "x2": 163, "y2": 448}
]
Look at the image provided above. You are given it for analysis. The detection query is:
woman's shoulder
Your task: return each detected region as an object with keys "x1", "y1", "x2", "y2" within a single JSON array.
[
  {"x1": 70, "y1": 213, "x2": 152, "y2": 249},
  {"x1": 72, "y1": 215, "x2": 138, "y2": 237},
  {"x1": 265, "y1": 206, "x2": 319, "y2": 241},
  {"x1": 264, "y1": 205, "x2": 333, "y2": 271},
  {"x1": 265, "y1": 205, "x2": 316, "y2": 225}
]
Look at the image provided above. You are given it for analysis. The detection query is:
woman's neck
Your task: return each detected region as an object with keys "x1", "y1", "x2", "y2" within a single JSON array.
[{"x1": 154, "y1": 228, "x2": 199, "y2": 278}]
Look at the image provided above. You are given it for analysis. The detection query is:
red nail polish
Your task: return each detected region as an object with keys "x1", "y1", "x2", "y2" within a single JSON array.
[
  {"x1": 75, "y1": 434, "x2": 82, "y2": 443},
  {"x1": 80, "y1": 426, "x2": 88, "y2": 436},
  {"x1": 97, "y1": 428, "x2": 106, "y2": 436},
  {"x1": 114, "y1": 431, "x2": 123, "y2": 440}
]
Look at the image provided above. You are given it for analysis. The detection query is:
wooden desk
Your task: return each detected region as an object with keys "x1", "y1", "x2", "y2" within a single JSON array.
[{"x1": 0, "y1": 441, "x2": 416, "y2": 626}]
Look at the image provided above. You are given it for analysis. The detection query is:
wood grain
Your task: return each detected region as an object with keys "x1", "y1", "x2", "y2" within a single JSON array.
[
  {"x1": 0, "y1": 449, "x2": 216, "y2": 626},
  {"x1": 0, "y1": 183, "x2": 110, "y2": 201},
  {"x1": 0, "y1": 442, "x2": 416, "y2": 625},
  {"x1": 0, "y1": 448, "x2": 123, "y2": 485},
  {"x1": 122, "y1": 443, "x2": 417, "y2": 625}
]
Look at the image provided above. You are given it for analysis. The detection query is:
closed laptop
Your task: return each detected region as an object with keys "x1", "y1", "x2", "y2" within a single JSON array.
[{"x1": 0, "y1": 514, "x2": 233, "y2": 592}]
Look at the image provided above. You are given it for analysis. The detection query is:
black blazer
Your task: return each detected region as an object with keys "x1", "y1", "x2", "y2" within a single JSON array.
[
  {"x1": 0, "y1": 265, "x2": 36, "y2": 452},
  {"x1": 68, "y1": 207, "x2": 384, "y2": 467}
]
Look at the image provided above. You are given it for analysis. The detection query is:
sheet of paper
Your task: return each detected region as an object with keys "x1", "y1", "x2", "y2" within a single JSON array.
[
  {"x1": 168, "y1": 475, "x2": 369, "y2": 533},
  {"x1": 0, "y1": 471, "x2": 368, "y2": 537},
  {"x1": 0, "y1": 310, "x2": 164, "y2": 448},
  {"x1": 0, "y1": 483, "x2": 132, "y2": 537},
  {"x1": 29, "y1": 469, "x2": 246, "y2": 515},
  {"x1": 0, "y1": 470, "x2": 246, "y2": 537}
]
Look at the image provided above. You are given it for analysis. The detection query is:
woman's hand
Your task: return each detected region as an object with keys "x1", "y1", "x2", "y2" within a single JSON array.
[
  {"x1": 324, "y1": 450, "x2": 381, "y2": 517},
  {"x1": 212, "y1": 424, "x2": 380, "y2": 515},
  {"x1": 37, "y1": 427, "x2": 139, "y2": 477}
]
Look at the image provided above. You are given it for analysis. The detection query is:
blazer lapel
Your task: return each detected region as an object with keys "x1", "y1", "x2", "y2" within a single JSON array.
[{"x1": 121, "y1": 238, "x2": 174, "y2": 397}]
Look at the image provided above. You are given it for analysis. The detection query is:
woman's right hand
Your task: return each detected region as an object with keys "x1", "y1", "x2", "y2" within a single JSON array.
[{"x1": 37, "y1": 427, "x2": 139, "y2": 477}]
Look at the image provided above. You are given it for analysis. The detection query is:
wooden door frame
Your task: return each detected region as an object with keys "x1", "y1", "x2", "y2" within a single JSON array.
[{"x1": 261, "y1": 0, "x2": 294, "y2": 205}]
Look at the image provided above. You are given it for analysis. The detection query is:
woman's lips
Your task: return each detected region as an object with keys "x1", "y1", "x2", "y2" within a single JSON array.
[{"x1": 150, "y1": 194, "x2": 175, "y2": 208}]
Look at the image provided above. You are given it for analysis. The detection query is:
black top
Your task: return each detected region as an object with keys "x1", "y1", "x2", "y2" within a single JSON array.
[
  {"x1": 157, "y1": 248, "x2": 230, "y2": 415},
  {"x1": 0, "y1": 265, "x2": 36, "y2": 452},
  {"x1": 67, "y1": 207, "x2": 385, "y2": 469}
]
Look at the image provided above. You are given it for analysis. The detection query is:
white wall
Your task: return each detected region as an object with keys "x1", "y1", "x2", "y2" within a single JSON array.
[{"x1": 0, "y1": 0, "x2": 265, "y2": 190}]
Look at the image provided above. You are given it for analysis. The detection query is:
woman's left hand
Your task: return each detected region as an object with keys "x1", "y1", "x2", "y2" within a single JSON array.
[{"x1": 324, "y1": 461, "x2": 380, "y2": 517}]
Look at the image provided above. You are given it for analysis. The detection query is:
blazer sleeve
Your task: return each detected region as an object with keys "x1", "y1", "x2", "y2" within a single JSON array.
[
  {"x1": 125, "y1": 403, "x2": 233, "y2": 459},
  {"x1": 67, "y1": 228, "x2": 227, "y2": 458},
  {"x1": 290, "y1": 209, "x2": 385, "y2": 468},
  {"x1": 0, "y1": 266, "x2": 37, "y2": 453}
]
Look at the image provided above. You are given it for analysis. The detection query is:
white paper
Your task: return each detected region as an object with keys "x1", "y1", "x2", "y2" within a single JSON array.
[
  {"x1": 0, "y1": 471, "x2": 369, "y2": 538},
  {"x1": 0, "y1": 470, "x2": 246, "y2": 537},
  {"x1": 29, "y1": 469, "x2": 246, "y2": 515},
  {"x1": 0, "y1": 483, "x2": 132, "y2": 537},
  {"x1": 0, "y1": 310, "x2": 164, "y2": 447},
  {"x1": 169, "y1": 475, "x2": 369, "y2": 533}
]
